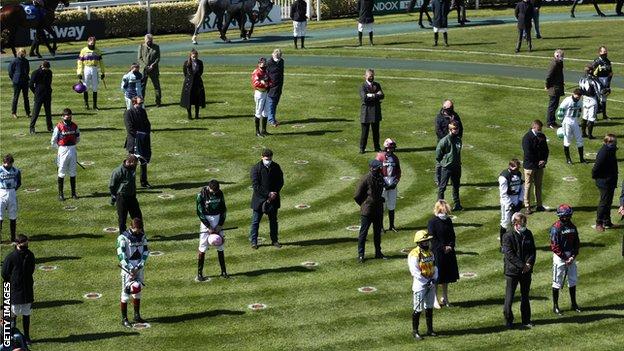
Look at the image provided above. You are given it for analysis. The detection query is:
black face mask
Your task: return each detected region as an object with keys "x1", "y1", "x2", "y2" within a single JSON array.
[
  {"x1": 88, "y1": 44, "x2": 95, "y2": 50},
  {"x1": 367, "y1": 77, "x2": 374, "y2": 82},
  {"x1": 572, "y1": 97, "x2": 580, "y2": 103},
  {"x1": 444, "y1": 107, "x2": 454, "y2": 114},
  {"x1": 419, "y1": 243, "x2": 429, "y2": 250},
  {"x1": 600, "y1": 54, "x2": 607, "y2": 59}
]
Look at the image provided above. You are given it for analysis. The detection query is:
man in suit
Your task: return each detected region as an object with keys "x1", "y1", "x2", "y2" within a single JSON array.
[
  {"x1": 29, "y1": 60, "x2": 53, "y2": 134},
  {"x1": 354, "y1": 159, "x2": 386, "y2": 262},
  {"x1": 514, "y1": 0, "x2": 534, "y2": 53},
  {"x1": 266, "y1": 49, "x2": 284, "y2": 127},
  {"x1": 8, "y1": 48, "x2": 31, "y2": 119},
  {"x1": 124, "y1": 96, "x2": 152, "y2": 188},
  {"x1": 359, "y1": 68, "x2": 384, "y2": 154},
  {"x1": 522, "y1": 120, "x2": 549, "y2": 214},
  {"x1": 138, "y1": 34, "x2": 161, "y2": 107},
  {"x1": 592, "y1": 134, "x2": 618, "y2": 232},
  {"x1": 357, "y1": 0, "x2": 375, "y2": 46},
  {"x1": 249, "y1": 149, "x2": 284, "y2": 249},
  {"x1": 545, "y1": 49, "x2": 565, "y2": 129}
]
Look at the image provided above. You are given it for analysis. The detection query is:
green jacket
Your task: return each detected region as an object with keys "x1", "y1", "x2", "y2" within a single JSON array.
[
  {"x1": 137, "y1": 43, "x2": 160, "y2": 73},
  {"x1": 436, "y1": 133, "x2": 462, "y2": 168},
  {"x1": 109, "y1": 163, "x2": 136, "y2": 197}
]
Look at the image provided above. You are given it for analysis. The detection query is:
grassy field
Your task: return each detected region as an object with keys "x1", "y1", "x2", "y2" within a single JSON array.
[{"x1": 0, "y1": 6, "x2": 623, "y2": 351}]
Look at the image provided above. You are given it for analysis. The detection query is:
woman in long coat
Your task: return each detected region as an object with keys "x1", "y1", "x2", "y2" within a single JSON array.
[
  {"x1": 427, "y1": 199, "x2": 459, "y2": 307},
  {"x1": 180, "y1": 49, "x2": 206, "y2": 119}
]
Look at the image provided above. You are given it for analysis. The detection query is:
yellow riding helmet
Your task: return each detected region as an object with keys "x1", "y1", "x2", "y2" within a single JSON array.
[{"x1": 414, "y1": 230, "x2": 432, "y2": 243}]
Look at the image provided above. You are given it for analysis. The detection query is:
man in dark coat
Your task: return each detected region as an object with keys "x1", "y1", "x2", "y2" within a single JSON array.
[
  {"x1": 2, "y1": 234, "x2": 35, "y2": 344},
  {"x1": 124, "y1": 96, "x2": 152, "y2": 188},
  {"x1": 138, "y1": 34, "x2": 162, "y2": 107},
  {"x1": 545, "y1": 49, "x2": 565, "y2": 129},
  {"x1": 431, "y1": 0, "x2": 450, "y2": 46},
  {"x1": 29, "y1": 60, "x2": 53, "y2": 134},
  {"x1": 514, "y1": 0, "x2": 534, "y2": 53},
  {"x1": 8, "y1": 48, "x2": 31, "y2": 119},
  {"x1": 110, "y1": 155, "x2": 142, "y2": 233},
  {"x1": 592, "y1": 134, "x2": 618, "y2": 232},
  {"x1": 591, "y1": 46, "x2": 613, "y2": 120},
  {"x1": 452, "y1": 0, "x2": 469, "y2": 25},
  {"x1": 359, "y1": 69, "x2": 384, "y2": 154},
  {"x1": 354, "y1": 159, "x2": 386, "y2": 262},
  {"x1": 522, "y1": 120, "x2": 549, "y2": 214},
  {"x1": 357, "y1": 0, "x2": 375, "y2": 46},
  {"x1": 180, "y1": 49, "x2": 205, "y2": 119},
  {"x1": 502, "y1": 212, "x2": 536, "y2": 329},
  {"x1": 266, "y1": 49, "x2": 284, "y2": 127},
  {"x1": 249, "y1": 149, "x2": 284, "y2": 249},
  {"x1": 434, "y1": 100, "x2": 463, "y2": 185}
]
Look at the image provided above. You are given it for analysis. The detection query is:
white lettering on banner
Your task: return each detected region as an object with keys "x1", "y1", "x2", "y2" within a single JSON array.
[
  {"x1": 197, "y1": 5, "x2": 281, "y2": 33},
  {"x1": 374, "y1": 0, "x2": 414, "y2": 11},
  {"x1": 29, "y1": 25, "x2": 85, "y2": 41}
]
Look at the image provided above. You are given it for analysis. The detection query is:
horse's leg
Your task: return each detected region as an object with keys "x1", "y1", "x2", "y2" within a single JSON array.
[
  {"x1": 29, "y1": 30, "x2": 40, "y2": 57},
  {"x1": 43, "y1": 25, "x2": 57, "y2": 56},
  {"x1": 593, "y1": 0, "x2": 606, "y2": 16},
  {"x1": 571, "y1": 0, "x2": 577, "y2": 17},
  {"x1": 247, "y1": 15, "x2": 256, "y2": 39},
  {"x1": 239, "y1": 13, "x2": 247, "y2": 40},
  {"x1": 221, "y1": 11, "x2": 231, "y2": 42}
]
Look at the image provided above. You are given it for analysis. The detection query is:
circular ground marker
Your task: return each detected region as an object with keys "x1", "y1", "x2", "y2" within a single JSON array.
[
  {"x1": 460, "y1": 272, "x2": 478, "y2": 279},
  {"x1": 401, "y1": 100, "x2": 414, "y2": 105},
  {"x1": 358, "y1": 286, "x2": 377, "y2": 293},
  {"x1": 251, "y1": 145, "x2": 265, "y2": 150},
  {"x1": 346, "y1": 225, "x2": 361, "y2": 231},
  {"x1": 397, "y1": 195, "x2": 405, "y2": 199},
  {"x1": 291, "y1": 124, "x2": 305, "y2": 129},
  {"x1": 400, "y1": 248, "x2": 412, "y2": 254},
  {"x1": 295, "y1": 204, "x2": 310, "y2": 209},
  {"x1": 133, "y1": 323, "x2": 151, "y2": 330},
  {"x1": 463, "y1": 144, "x2": 475, "y2": 149},
  {"x1": 13, "y1": 132, "x2": 26, "y2": 137},
  {"x1": 63, "y1": 205, "x2": 77, "y2": 211},
  {"x1": 39, "y1": 265, "x2": 58, "y2": 272},
  {"x1": 486, "y1": 125, "x2": 500, "y2": 129},
  {"x1": 158, "y1": 194, "x2": 175, "y2": 199},
  {"x1": 175, "y1": 119, "x2": 189, "y2": 124},
  {"x1": 562, "y1": 176, "x2": 577, "y2": 182},
  {"x1": 24, "y1": 188, "x2": 40, "y2": 193},
  {"x1": 475, "y1": 187, "x2": 492, "y2": 191},
  {"x1": 103, "y1": 227, "x2": 118, "y2": 233},
  {"x1": 324, "y1": 80, "x2": 336, "y2": 84},
  {"x1": 328, "y1": 106, "x2": 337, "y2": 110},
  {"x1": 449, "y1": 215, "x2": 458, "y2": 220},
  {"x1": 333, "y1": 138, "x2": 347, "y2": 143},
  {"x1": 294, "y1": 160, "x2": 309, "y2": 165},
  {"x1": 301, "y1": 261, "x2": 319, "y2": 268},
  {"x1": 585, "y1": 152, "x2": 597, "y2": 158},
  {"x1": 340, "y1": 176, "x2": 356, "y2": 181},
  {"x1": 167, "y1": 152, "x2": 181, "y2": 157},
  {"x1": 412, "y1": 130, "x2": 427, "y2": 135},
  {"x1": 248, "y1": 303, "x2": 267, "y2": 311},
  {"x1": 150, "y1": 251, "x2": 164, "y2": 257},
  {"x1": 83, "y1": 292, "x2": 102, "y2": 300},
  {"x1": 425, "y1": 168, "x2": 436, "y2": 173},
  {"x1": 205, "y1": 168, "x2": 220, "y2": 173},
  {"x1": 81, "y1": 161, "x2": 95, "y2": 166},
  {"x1": 211, "y1": 132, "x2": 225, "y2": 137}
]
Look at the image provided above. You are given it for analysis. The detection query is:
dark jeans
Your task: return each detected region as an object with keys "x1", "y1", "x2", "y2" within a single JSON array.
[
  {"x1": 596, "y1": 185, "x2": 615, "y2": 225},
  {"x1": 140, "y1": 163, "x2": 148, "y2": 184},
  {"x1": 516, "y1": 28, "x2": 531, "y2": 51},
  {"x1": 358, "y1": 213, "x2": 382, "y2": 257},
  {"x1": 546, "y1": 95, "x2": 560, "y2": 126},
  {"x1": 438, "y1": 166, "x2": 461, "y2": 204},
  {"x1": 116, "y1": 195, "x2": 142, "y2": 233},
  {"x1": 266, "y1": 94, "x2": 281, "y2": 125},
  {"x1": 249, "y1": 209, "x2": 279, "y2": 244},
  {"x1": 532, "y1": 8, "x2": 541, "y2": 36},
  {"x1": 141, "y1": 70, "x2": 161, "y2": 105},
  {"x1": 30, "y1": 96, "x2": 52, "y2": 131},
  {"x1": 360, "y1": 122, "x2": 380, "y2": 152},
  {"x1": 12, "y1": 84, "x2": 30, "y2": 115},
  {"x1": 504, "y1": 274, "x2": 532, "y2": 325}
]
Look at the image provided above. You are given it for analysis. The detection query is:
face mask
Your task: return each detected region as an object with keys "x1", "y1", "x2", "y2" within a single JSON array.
[
  {"x1": 444, "y1": 107, "x2": 454, "y2": 114},
  {"x1": 437, "y1": 213, "x2": 448, "y2": 220},
  {"x1": 517, "y1": 226, "x2": 526, "y2": 233},
  {"x1": 88, "y1": 44, "x2": 95, "y2": 50},
  {"x1": 262, "y1": 159, "x2": 272, "y2": 167},
  {"x1": 367, "y1": 77, "x2": 374, "y2": 82},
  {"x1": 419, "y1": 243, "x2": 429, "y2": 250},
  {"x1": 572, "y1": 97, "x2": 580, "y2": 103},
  {"x1": 63, "y1": 118, "x2": 72, "y2": 124},
  {"x1": 600, "y1": 54, "x2": 607, "y2": 59}
]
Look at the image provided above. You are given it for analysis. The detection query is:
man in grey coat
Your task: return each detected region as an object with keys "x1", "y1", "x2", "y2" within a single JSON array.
[
  {"x1": 359, "y1": 68, "x2": 384, "y2": 154},
  {"x1": 545, "y1": 49, "x2": 565, "y2": 129},
  {"x1": 137, "y1": 34, "x2": 161, "y2": 106}
]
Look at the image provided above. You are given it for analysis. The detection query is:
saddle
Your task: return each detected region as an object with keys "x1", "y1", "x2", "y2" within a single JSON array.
[{"x1": 20, "y1": 3, "x2": 45, "y2": 21}]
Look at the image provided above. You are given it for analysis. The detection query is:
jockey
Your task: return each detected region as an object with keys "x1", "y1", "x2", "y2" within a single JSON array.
[{"x1": 33, "y1": 0, "x2": 44, "y2": 7}]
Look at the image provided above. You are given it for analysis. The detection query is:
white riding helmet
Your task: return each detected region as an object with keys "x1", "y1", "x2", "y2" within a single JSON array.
[{"x1": 383, "y1": 138, "x2": 396, "y2": 149}]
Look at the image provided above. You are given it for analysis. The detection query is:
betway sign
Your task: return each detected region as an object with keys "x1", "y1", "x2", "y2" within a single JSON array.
[
  {"x1": 197, "y1": 5, "x2": 281, "y2": 33},
  {"x1": 14, "y1": 21, "x2": 106, "y2": 46},
  {"x1": 374, "y1": 0, "x2": 418, "y2": 14}
]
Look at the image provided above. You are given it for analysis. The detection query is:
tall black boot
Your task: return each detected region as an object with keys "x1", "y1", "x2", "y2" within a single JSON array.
[
  {"x1": 9, "y1": 219, "x2": 16, "y2": 243},
  {"x1": 293, "y1": 36, "x2": 298, "y2": 49},
  {"x1": 93, "y1": 92, "x2": 98, "y2": 110},
  {"x1": 195, "y1": 105, "x2": 200, "y2": 119},
  {"x1": 218, "y1": 250, "x2": 229, "y2": 278},
  {"x1": 83, "y1": 92, "x2": 90, "y2": 109},
  {"x1": 300, "y1": 36, "x2": 305, "y2": 48},
  {"x1": 121, "y1": 302, "x2": 131, "y2": 327},
  {"x1": 578, "y1": 146, "x2": 586, "y2": 163},
  {"x1": 499, "y1": 226, "x2": 507, "y2": 252},
  {"x1": 587, "y1": 121, "x2": 595, "y2": 139},
  {"x1": 412, "y1": 310, "x2": 422, "y2": 340},
  {"x1": 425, "y1": 308, "x2": 436, "y2": 336},
  {"x1": 564, "y1": 146, "x2": 572, "y2": 164},
  {"x1": 255, "y1": 118, "x2": 262, "y2": 137},
  {"x1": 196, "y1": 251, "x2": 205, "y2": 281},
  {"x1": 23, "y1": 315, "x2": 30, "y2": 341},
  {"x1": 570, "y1": 286, "x2": 581, "y2": 312},
  {"x1": 369, "y1": 32, "x2": 374, "y2": 45},
  {"x1": 358, "y1": 31, "x2": 363, "y2": 46},
  {"x1": 261, "y1": 117, "x2": 269, "y2": 136},
  {"x1": 70, "y1": 176, "x2": 78, "y2": 199},
  {"x1": 187, "y1": 107, "x2": 192, "y2": 119},
  {"x1": 581, "y1": 119, "x2": 588, "y2": 137},
  {"x1": 133, "y1": 299, "x2": 146, "y2": 323},
  {"x1": 443, "y1": 32, "x2": 448, "y2": 46},
  {"x1": 433, "y1": 33, "x2": 439, "y2": 46},
  {"x1": 140, "y1": 163, "x2": 150, "y2": 188},
  {"x1": 388, "y1": 210, "x2": 396, "y2": 231},
  {"x1": 552, "y1": 288, "x2": 562, "y2": 315},
  {"x1": 58, "y1": 177, "x2": 65, "y2": 201}
]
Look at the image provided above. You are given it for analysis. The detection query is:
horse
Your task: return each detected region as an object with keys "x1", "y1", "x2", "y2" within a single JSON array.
[
  {"x1": 189, "y1": 0, "x2": 273, "y2": 44},
  {"x1": 0, "y1": 0, "x2": 69, "y2": 57},
  {"x1": 571, "y1": 0, "x2": 606, "y2": 18}
]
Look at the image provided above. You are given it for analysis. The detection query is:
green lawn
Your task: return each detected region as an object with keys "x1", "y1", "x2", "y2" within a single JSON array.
[{"x1": 0, "y1": 6, "x2": 623, "y2": 351}]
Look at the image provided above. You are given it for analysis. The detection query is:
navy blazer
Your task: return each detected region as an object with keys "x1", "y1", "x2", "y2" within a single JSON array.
[{"x1": 8, "y1": 57, "x2": 30, "y2": 86}]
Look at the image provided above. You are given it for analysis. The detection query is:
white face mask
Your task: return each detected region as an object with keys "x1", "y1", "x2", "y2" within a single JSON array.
[
  {"x1": 262, "y1": 159, "x2": 272, "y2": 167},
  {"x1": 517, "y1": 226, "x2": 527, "y2": 233},
  {"x1": 437, "y1": 213, "x2": 448, "y2": 220}
]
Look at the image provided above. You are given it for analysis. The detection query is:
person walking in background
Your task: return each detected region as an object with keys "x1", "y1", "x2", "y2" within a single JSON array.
[
  {"x1": 436, "y1": 121, "x2": 462, "y2": 211},
  {"x1": 180, "y1": 49, "x2": 206, "y2": 120},
  {"x1": 196, "y1": 179, "x2": 229, "y2": 281},
  {"x1": 28, "y1": 60, "x2": 53, "y2": 134},
  {"x1": 557, "y1": 89, "x2": 585, "y2": 164},
  {"x1": 266, "y1": 49, "x2": 284, "y2": 127},
  {"x1": 124, "y1": 96, "x2": 152, "y2": 188},
  {"x1": 249, "y1": 149, "x2": 284, "y2": 249},
  {"x1": 522, "y1": 120, "x2": 548, "y2": 214},
  {"x1": 357, "y1": 0, "x2": 375, "y2": 46},
  {"x1": 121, "y1": 63, "x2": 143, "y2": 110},
  {"x1": 354, "y1": 159, "x2": 386, "y2": 262},
  {"x1": 434, "y1": 99, "x2": 463, "y2": 185},
  {"x1": 514, "y1": 0, "x2": 534, "y2": 53},
  {"x1": 359, "y1": 68, "x2": 384, "y2": 154},
  {"x1": 549, "y1": 204, "x2": 581, "y2": 315},
  {"x1": 591, "y1": 46, "x2": 613, "y2": 120},
  {"x1": 545, "y1": 49, "x2": 565, "y2": 129},
  {"x1": 427, "y1": 200, "x2": 458, "y2": 308},
  {"x1": 452, "y1": 0, "x2": 468, "y2": 25},
  {"x1": 432, "y1": 0, "x2": 450, "y2": 46},
  {"x1": 502, "y1": 212, "x2": 536, "y2": 329},
  {"x1": 138, "y1": 34, "x2": 162, "y2": 107},
  {"x1": 0, "y1": 154, "x2": 21, "y2": 244},
  {"x1": 591, "y1": 134, "x2": 618, "y2": 232},
  {"x1": 407, "y1": 0, "x2": 433, "y2": 28},
  {"x1": 290, "y1": 0, "x2": 307, "y2": 49},
  {"x1": 8, "y1": 48, "x2": 30, "y2": 119},
  {"x1": 376, "y1": 138, "x2": 401, "y2": 232},
  {"x1": 251, "y1": 57, "x2": 271, "y2": 137},
  {"x1": 110, "y1": 155, "x2": 142, "y2": 234},
  {"x1": 77, "y1": 36, "x2": 105, "y2": 110},
  {"x1": 408, "y1": 230, "x2": 438, "y2": 340},
  {"x1": 51, "y1": 109, "x2": 80, "y2": 201},
  {"x1": 530, "y1": 0, "x2": 542, "y2": 38}
]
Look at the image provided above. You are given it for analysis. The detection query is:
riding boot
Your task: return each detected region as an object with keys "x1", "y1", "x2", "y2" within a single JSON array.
[
  {"x1": 293, "y1": 37, "x2": 298, "y2": 49},
  {"x1": 261, "y1": 117, "x2": 269, "y2": 136},
  {"x1": 9, "y1": 219, "x2": 16, "y2": 243},
  {"x1": 197, "y1": 251, "x2": 205, "y2": 281},
  {"x1": 93, "y1": 92, "x2": 98, "y2": 110},
  {"x1": 578, "y1": 146, "x2": 586, "y2": 163},
  {"x1": 570, "y1": 286, "x2": 581, "y2": 312},
  {"x1": 23, "y1": 315, "x2": 30, "y2": 341},
  {"x1": 434, "y1": 33, "x2": 439, "y2": 46},
  {"x1": 552, "y1": 288, "x2": 562, "y2": 315},
  {"x1": 83, "y1": 92, "x2": 90, "y2": 109},
  {"x1": 388, "y1": 210, "x2": 396, "y2": 231},
  {"x1": 121, "y1": 302, "x2": 131, "y2": 327},
  {"x1": 300, "y1": 36, "x2": 305, "y2": 48},
  {"x1": 564, "y1": 146, "x2": 572, "y2": 164},
  {"x1": 443, "y1": 32, "x2": 448, "y2": 46},
  {"x1": 187, "y1": 107, "x2": 192, "y2": 119},
  {"x1": 499, "y1": 226, "x2": 507, "y2": 252},
  {"x1": 140, "y1": 163, "x2": 149, "y2": 188},
  {"x1": 368, "y1": 32, "x2": 374, "y2": 45},
  {"x1": 425, "y1": 308, "x2": 436, "y2": 336},
  {"x1": 70, "y1": 176, "x2": 78, "y2": 199},
  {"x1": 358, "y1": 31, "x2": 363, "y2": 46},
  {"x1": 580, "y1": 119, "x2": 588, "y2": 137},
  {"x1": 195, "y1": 105, "x2": 200, "y2": 119},
  {"x1": 58, "y1": 177, "x2": 65, "y2": 201},
  {"x1": 218, "y1": 250, "x2": 229, "y2": 278},
  {"x1": 133, "y1": 299, "x2": 146, "y2": 323},
  {"x1": 587, "y1": 121, "x2": 595, "y2": 139},
  {"x1": 255, "y1": 118, "x2": 262, "y2": 137},
  {"x1": 412, "y1": 311, "x2": 422, "y2": 340}
]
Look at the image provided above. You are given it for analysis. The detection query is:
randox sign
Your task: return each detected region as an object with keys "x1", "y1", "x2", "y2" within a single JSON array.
[
  {"x1": 374, "y1": 0, "x2": 420, "y2": 14},
  {"x1": 197, "y1": 5, "x2": 281, "y2": 33},
  {"x1": 13, "y1": 20, "x2": 106, "y2": 47}
]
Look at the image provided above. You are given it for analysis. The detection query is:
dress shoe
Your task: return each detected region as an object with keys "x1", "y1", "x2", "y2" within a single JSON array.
[
  {"x1": 59, "y1": 194, "x2": 65, "y2": 201},
  {"x1": 359, "y1": 150, "x2": 365, "y2": 154},
  {"x1": 571, "y1": 304, "x2": 581, "y2": 313},
  {"x1": 553, "y1": 306, "x2": 563, "y2": 315},
  {"x1": 141, "y1": 182, "x2": 152, "y2": 188},
  {"x1": 358, "y1": 256, "x2": 364, "y2": 263},
  {"x1": 566, "y1": 159, "x2": 573, "y2": 165},
  {"x1": 195, "y1": 274, "x2": 205, "y2": 282},
  {"x1": 535, "y1": 206, "x2": 546, "y2": 212},
  {"x1": 522, "y1": 322, "x2": 534, "y2": 329},
  {"x1": 375, "y1": 253, "x2": 388, "y2": 260},
  {"x1": 426, "y1": 330, "x2": 437, "y2": 337},
  {"x1": 412, "y1": 331, "x2": 422, "y2": 340},
  {"x1": 251, "y1": 244, "x2": 258, "y2": 250},
  {"x1": 220, "y1": 271, "x2": 230, "y2": 279},
  {"x1": 272, "y1": 241, "x2": 282, "y2": 248},
  {"x1": 452, "y1": 204, "x2": 463, "y2": 211},
  {"x1": 256, "y1": 132, "x2": 264, "y2": 138}
]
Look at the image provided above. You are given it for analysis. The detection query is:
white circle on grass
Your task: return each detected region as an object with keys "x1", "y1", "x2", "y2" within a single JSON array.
[
  {"x1": 295, "y1": 204, "x2": 310, "y2": 209},
  {"x1": 301, "y1": 261, "x2": 318, "y2": 268},
  {"x1": 158, "y1": 194, "x2": 175, "y2": 199},
  {"x1": 346, "y1": 225, "x2": 361, "y2": 231},
  {"x1": 175, "y1": 119, "x2": 189, "y2": 124},
  {"x1": 81, "y1": 161, "x2": 95, "y2": 166},
  {"x1": 64, "y1": 205, "x2": 77, "y2": 211},
  {"x1": 205, "y1": 168, "x2": 220, "y2": 173},
  {"x1": 324, "y1": 80, "x2": 336, "y2": 84},
  {"x1": 211, "y1": 132, "x2": 225, "y2": 137},
  {"x1": 400, "y1": 248, "x2": 412, "y2": 254},
  {"x1": 83, "y1": 292, "x2": 102, "y2": 300},
  {"x1": 150, "y1": 251, "x2": 164, "y2": 257},
  {"x1": 460, "y1": 272, "x2": 478, "y2": 279},
  {"x1": 412, "y1": 130, "x2": 427, "y2": 135},
  {"x1": 24, "y1": 188, "x2": 40, "y2": 193},
  {"x1": 39, "y1": 265, "x2": 58, "y2": 272},
  {"x1": 103, "y1": 227, "x2": 118, "y2": 233},
  {"x1": 358, "y1": 286, "x2": 377, "y2": 293},
  {"x1": 13, "y1": 132, "x2": 26, "y2": 137},
  {"x1": 463, "y1": 144, "x2": 475, "y2": 149},
  {"x1": 133, "y1": 323, "x2": 151, "y2": 330},
  {"x1": 585, "y1": 152, "x2": 597, "y2": 158},
  {"x1": 248, "y1": 303, "x2": 267, "y2": 311},
  {"x1": 340, "y1": 176, "x2": 356, "y2": 181},
  {"x1": 167, "y1": 152, "x2": 181, "y2": 157},
  {"x1": 562, "y1": 176, "x2": 577, "y2": 182},
  {"x1": 486, "y1": 125, "x2": 500, "y2": 129},
  {"x1": 475, "y1": 187, "x2": 492, "y2": 191},
  {"x1": 449, "y1": 215, "x2": 458, "y2": 220},
  {"x1": 294, "y1": 160, "x2": 309, "y2": 165},
  {"x1": 333, "y1": 138, "x2": 347, "y2": 143},
  {"x1": 291, "y1": 124, "x2": 306, "y2": 129},
  {"x1": 425, "y1": 168, "x2": 436, "y2": 173},
  {"x1": 401, "y1": 100, "x2": 414, "y2": 105}
]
